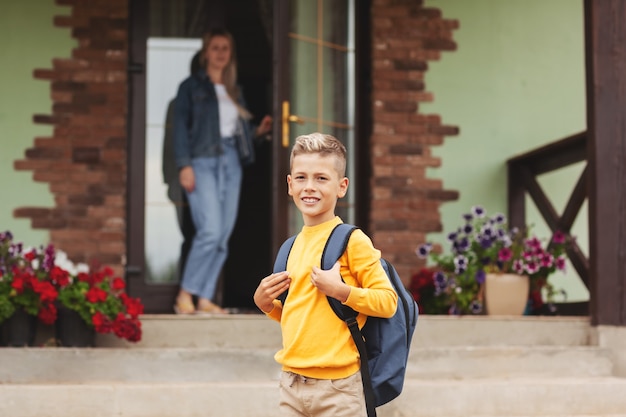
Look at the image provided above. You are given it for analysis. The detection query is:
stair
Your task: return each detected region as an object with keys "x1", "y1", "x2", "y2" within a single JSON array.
[{"x1": 1, "y1": 314, "x2": 625, "y2": 417}]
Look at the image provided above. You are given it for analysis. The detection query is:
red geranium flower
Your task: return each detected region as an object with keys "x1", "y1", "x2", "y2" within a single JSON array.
[
  {"x1": 38, "y1": 303, "x2": 57, "y2": 325},
  {"x1": 50, "y1": 266, "x2": 70, "y2": 287},
  {"x1": 112, "y1": 277, "x2": 126, "y2": 291}
]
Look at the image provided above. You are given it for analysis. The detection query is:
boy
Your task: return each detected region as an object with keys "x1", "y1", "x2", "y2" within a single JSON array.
[{"x1": 254, "y1": 132, "x2": 398, "y2": 417}]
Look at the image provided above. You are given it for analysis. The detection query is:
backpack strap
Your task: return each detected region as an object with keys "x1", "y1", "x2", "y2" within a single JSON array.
[
  {"x1": 322, "y1": 224, "x2": 377, "y2": 417},
  {"x1": 320, "y1": 223, "x2": 358, "y2": 269},
  {"x1": 273, "y1": 234, "x2": 297, "y2": 304},
  {"x1": 321, "y1": 224, "x2": 359, "y2": 321}
]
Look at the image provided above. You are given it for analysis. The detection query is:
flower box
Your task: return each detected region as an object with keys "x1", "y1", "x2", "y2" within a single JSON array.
[{"x1": 0, "y1": 231, "x2": 144, "y2": 345}]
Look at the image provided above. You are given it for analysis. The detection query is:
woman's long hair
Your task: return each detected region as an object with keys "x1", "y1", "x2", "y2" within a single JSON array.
[{"x1": 200, "y1": 29, "x2": 252, "y2": 120}]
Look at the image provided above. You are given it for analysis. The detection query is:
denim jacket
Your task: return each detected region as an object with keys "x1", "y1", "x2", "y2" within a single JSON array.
[{"x1": 173, "y1": 70, "x2": 255, "y2": 169}]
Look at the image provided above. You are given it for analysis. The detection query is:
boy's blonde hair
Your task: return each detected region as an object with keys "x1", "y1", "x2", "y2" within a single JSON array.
[{"x1": 290, "y1": 132, "x2": 347, "y2": 177}]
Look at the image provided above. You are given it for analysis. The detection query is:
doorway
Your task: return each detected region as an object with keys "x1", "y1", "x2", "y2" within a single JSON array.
[{"x1": 127, "y1": 0, "x2": 365, "y2": 312}]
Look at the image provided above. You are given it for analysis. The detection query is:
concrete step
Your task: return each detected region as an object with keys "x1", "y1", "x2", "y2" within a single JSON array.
[
  {"x1": 2, "y1": 377, "x2": 626, "y2": 417},
  {"x1": 408, "y1": 345, "x2": 615, "y2": 379},
  {"x1": 0, "y1": 344, "x2": 615, "y2": 383},
  {"x1": 0, "y1": 347, "x2": 281, "y2": 383},
  {"x1": 88, "y1": 314, "x2": 593, "y2": 349},
  {"x1": 383, "y1": 377, "x2": 626, "y2": 417},
  {"x1": 412, "y1": 315, "x2": 593, "y2": 347}
]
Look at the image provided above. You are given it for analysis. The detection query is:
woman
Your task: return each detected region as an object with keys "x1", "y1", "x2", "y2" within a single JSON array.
[{"x1": 173, "y1": 29, "x2": 272, "y2": 314}]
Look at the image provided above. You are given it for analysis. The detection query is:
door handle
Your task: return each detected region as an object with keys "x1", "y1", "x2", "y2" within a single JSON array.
[{"x1": 282, "y1": 100, "x2": 305, "y2": 148}]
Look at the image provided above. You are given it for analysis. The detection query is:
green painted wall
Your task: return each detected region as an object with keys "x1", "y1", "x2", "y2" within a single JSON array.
[
  {"x1": 0, "y1": 1, "x2": 75, "y2": 247},
  {"x1": 423, "y1": 0, "x2": 589, "y2": 301}
]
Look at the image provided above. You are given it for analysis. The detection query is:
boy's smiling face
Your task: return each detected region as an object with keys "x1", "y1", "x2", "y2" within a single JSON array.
[{"x1": 287, "y1": 152, "x2": 349, "y2": 227}]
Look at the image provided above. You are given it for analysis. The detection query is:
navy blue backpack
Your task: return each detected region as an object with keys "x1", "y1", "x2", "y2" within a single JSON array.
[{"x1": 273, "y1": 223, "x2": 419, "y2": 417}]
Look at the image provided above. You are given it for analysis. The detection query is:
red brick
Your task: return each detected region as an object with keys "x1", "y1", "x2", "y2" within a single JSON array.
[
  {"x1": 374, "y1": 69, "x2": 424, "y2": 81},
  {"x1": 87, "y1": 206, "x2": 124, "y2": 219},
  {"x1": 32, "y1": 218, "x2": 67, "y2": 229},
  {"x1": 33, "y1": 170, "x2": 69, "y2": 183},
  {"x1": 387, "y1": 39, "x2": 425, "y2": 50},
  {"x1": 52, "y1": 80, "x2": 87, "y2": 92},
  {"x1": 383, "y1": 101, "x2": 417, "y2": 113},
  {"x1": 14, "y1": 159, "x2": 52, "y2": 171},
  {"x1": 391, "y1": 79, "x2": 425, "y2": 91},
  {"x1": 50, "y1": 160, "x2": 85, "y2": 171},
  {"x1": 51, "y1": 229, "x2": 92, "y2": 241},
  {"x1": 423, "y1": 38, "x2": 457, "y2": 51},
  {"x1": 53, "y1": 239, "x2": 99, "y2": 255},
  {"x1": 13, "y1": 207, "x2": 52, "y2": 218},
  {"x1": 50, "y1": 182, "x2": 86, "y2": 194},
  {"x1": 97, "y1": 231, "x2": 124, "y2": 241},
  {"x1": 393, "y1": 59, "x2": 428, "y2": 71},
  {"x1": 375, "y1": 5, "x2": 419, "y2": 17},
  {"x1": 33, "y1": 137, "x2": 62, "y2": 148},
  {"x1": 33, "y1": 114, "x2": 60, "y2": 125},
  {"x1": 372, "y1": 17, "x2": 393, "y2": 29},
  {"x1": 373, "y1": 90, "x2": 426, "y2": 101},
  {"x1": 33, "y1": 69, "x2": 56, "y2": 80},
  {"x1": 429, "y1": 124, "x2": 459, "y2": 136},
  {"x1": 67, "y1": 218, "x2": 102, "y2": 229},
  {"x1": 51, "y1": 91, "x2": 73, "y2": 103},
  {"x1": 53, "y1": 15, "x2": 89, "y2": 28},
  {"x1": 53, "y1": 102, "x2": 90, "y2": 114},
  {"x1": 103, "y1": 217, "x2": 125, "y2": 232},
  {"x1": 98, "y1": 240, "x2": 125, "y2": 254},
  {"x1": 104, "y1": 195, "x2": 125, "y2": 208},
  {"x1": 53, "y1": 58, "x2": 89, "y2": 70},
  {"x1": 25, "y1": 147, "x2": 66, "y2": 159},
  {"x1": 72, "y1": 147, "x2": 100, "y2": 163},
  {"x1": 68, "y1": 170, "x2": 105, "y2": 183}
]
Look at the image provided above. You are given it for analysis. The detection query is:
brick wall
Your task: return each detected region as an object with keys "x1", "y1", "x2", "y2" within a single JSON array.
[
  {"x1": 370, "y1": 0, "x2": 459, "y2": 283},
  {"x1": 14, "y1": 0, "x2": 128, "y2": 275}
]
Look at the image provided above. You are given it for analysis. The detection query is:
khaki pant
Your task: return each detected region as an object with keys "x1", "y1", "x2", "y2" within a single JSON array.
[{"x1": 279, "y1": 370, "x2": 367, "y2": 417}]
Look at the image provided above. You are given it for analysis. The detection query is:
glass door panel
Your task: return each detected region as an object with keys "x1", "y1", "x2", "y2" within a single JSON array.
[
  {"x1": 322, "y1": 0, "x2": 349, "y2": 45},
  {"x1": 289, "y1": 39, "x2": 318, "y2": 117},
  {"x1": 145, "y1": 38, "x2": 201, "y2": 284},
  {"x1": 285, "y1": 0, "x2": 355, "y2": 234}
]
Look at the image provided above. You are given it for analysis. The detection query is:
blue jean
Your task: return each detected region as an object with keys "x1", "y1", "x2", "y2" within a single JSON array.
[{"x1": 181, "y1": 140, "x2": 242, "y2": 301}]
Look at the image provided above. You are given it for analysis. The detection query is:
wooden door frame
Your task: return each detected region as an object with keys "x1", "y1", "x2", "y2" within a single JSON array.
[
  {"x1": 127, "y1": 0, "x2": 179, "y2": 312},
  {"x1": 354, "y1": 0, "x2": 373, "y2": 233}
]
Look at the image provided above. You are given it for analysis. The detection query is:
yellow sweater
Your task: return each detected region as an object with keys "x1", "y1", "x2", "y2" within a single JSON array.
[{"x1": 266, "y1": 217, "x2": 398, "y2": 379}]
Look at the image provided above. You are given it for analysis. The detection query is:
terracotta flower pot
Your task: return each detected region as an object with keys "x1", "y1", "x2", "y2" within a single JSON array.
[{"x1": 485, "y1": 273, "x2": 529, "y2": 316}]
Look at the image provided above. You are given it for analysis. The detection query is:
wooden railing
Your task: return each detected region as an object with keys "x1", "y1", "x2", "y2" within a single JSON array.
[{"x1": 507, "y1": 132, "x2": 590, "y2": 294}]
